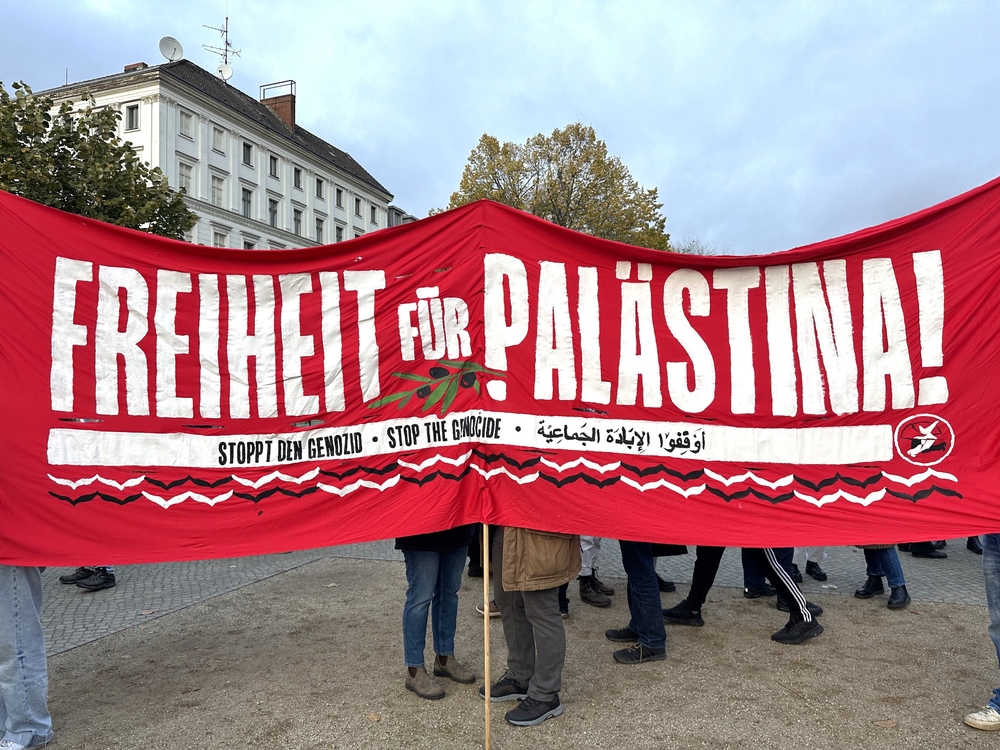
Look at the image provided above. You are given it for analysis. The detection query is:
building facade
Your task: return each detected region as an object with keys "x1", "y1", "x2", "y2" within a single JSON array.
[{"x1": 42, "y1": 60, "x2": 395, "y2": 249}]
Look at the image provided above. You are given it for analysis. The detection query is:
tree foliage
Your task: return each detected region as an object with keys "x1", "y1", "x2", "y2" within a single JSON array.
[
  {"x1": 445, "y1": 123, "x2": 671, "y2": 251},
  {"x1": 0, "y1": 81, "x2": 196, "y2": 239}
]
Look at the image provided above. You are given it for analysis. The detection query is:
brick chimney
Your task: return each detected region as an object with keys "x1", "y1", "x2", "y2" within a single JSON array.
[
  {"x1": 124, "y1": 62, "x2": 149, "y2": 73},
  {"x1": 260, "y1": 80, "x2": 296, "y2": 129}
]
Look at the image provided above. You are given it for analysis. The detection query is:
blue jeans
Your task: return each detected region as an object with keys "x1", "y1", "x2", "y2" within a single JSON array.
[
  {"x1": 0, "y1": 566, "x2": 52, "y2": 748},
  {"x1": 619, "y1": 541, "x2": 666, "y2": 650},
  {"x1": 982, "y1": 534, "x2": 1000, "y2": 710},
  {"x1": 402, "y1": 548, "x2": 467, "y2": 668},
  {"x1": 864, "y1": 548, "x2": 906, "y2": 588}
]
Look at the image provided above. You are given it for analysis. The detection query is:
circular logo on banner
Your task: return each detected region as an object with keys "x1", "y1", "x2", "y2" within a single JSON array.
[{"x1": 894, "y1": 413, "x2": 955, "y2": 467}]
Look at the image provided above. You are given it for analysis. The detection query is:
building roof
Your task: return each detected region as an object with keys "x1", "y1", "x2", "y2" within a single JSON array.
[{"x1": 42, "y1": 60, "x2": 391, "y2": 199}]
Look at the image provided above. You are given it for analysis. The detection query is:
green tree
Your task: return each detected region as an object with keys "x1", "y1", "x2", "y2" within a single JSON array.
[
  {"x1": 0, "y1": 81, "x2": 196, "y2": 239},
  {"x1": 445, "y1": 123, "x2": 672, "y2": 251}
]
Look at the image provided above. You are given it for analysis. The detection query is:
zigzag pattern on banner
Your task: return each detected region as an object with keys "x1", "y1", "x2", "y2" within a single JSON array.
[{"x1": 46, "y1": 455, "x2": 961, "y2": 508}]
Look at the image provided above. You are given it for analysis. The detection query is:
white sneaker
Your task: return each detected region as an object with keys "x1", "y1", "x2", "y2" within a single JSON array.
[{"x1": 964, "y1": 705, "x2": 1000, "y2": 730}]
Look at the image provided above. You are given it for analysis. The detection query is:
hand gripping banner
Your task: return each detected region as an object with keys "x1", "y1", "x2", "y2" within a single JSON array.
[{"x1": 2, "y1": 181, "x2": 1000, "y2": 565}]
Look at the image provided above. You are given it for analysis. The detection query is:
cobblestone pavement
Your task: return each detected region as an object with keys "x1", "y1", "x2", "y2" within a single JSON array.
[{"x1": 42, "y1": 536, "x2": 987, "y2": 656}]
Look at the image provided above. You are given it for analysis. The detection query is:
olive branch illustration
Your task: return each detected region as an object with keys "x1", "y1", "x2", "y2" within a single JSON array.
[{"x1": 367, "y1": 359, "x2": 506, "y2": 415}]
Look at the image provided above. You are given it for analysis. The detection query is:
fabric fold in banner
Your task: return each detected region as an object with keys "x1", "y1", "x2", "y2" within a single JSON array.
[{"x1": 2, "y1": 180, "x2": 1000, "y2": 564}]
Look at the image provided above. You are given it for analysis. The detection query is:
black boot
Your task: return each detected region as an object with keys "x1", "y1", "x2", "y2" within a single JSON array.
[
  {"x1": 854, "y1": 575, "x2": 884, "y2": 599},
  {"x1": 969, "y1": 536, "x2": 984, "y2": 555},
  {"x1": 887, "y1": 585, "x2": 910, "y2": 609}
]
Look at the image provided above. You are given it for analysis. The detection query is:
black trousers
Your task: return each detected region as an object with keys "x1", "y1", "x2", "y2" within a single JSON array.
[{"x1": 685, "y1": 546, "x2": 812, "y2": 623}]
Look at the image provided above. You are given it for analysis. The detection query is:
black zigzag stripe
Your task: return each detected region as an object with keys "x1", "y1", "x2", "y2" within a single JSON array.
[
  {"x1": 145, "y1": 476, "x2": 234, "y2": 490},
  {"x1": 885, "y1": 485, "x2": 964, "y2": 502},
  {"x1": 400, "y1": 466, "x2": 476, "y2": 487},
  {"x1": 319, "y1": 462, "x2": 400, "y2": 480},
  {"x1": 471, "y1": 450, "x2": 543, "y2": 470},
  {"x1": 620, "y1": 463, "x2": 705, "y2": 481},
  {"x1": 704, "y1": 486, "x2": 796, "y2": 504},
  {"x1": 538, "y1": 473, "x2": 621, "y2": 489},
  {"x1": 49, "y1": 491, "x2": 143, "y2": 506},
  {"x1": 233, "y1": 485, "x2": 322, "y2": 503},
  {"x1": 794, "y1": 473, "x2": 884, "y2": 491}
]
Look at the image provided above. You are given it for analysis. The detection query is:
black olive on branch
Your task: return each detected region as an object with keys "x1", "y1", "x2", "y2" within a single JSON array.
[
  {"x1": 416, "y1": 386, "x2": 432, "y2": 398},
  {"x1": 429, "y1": 366, "x2": 449, "y2": 379},
  {"x1": 459, "y1": 372, "x2": 477, "y2": 388}
]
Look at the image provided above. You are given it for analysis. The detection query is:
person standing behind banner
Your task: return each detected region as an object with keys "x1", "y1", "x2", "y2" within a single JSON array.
[
  {"x1": 482, "y1": 526, "x2": 580, "y2": 727},
  {"x1": 964, "y1": 533, "x2": 1000, "y2": 730},
  {"x1": 396, "y1": 525, "x2": 477, "y2": 700},
  {"x1": 0, "y1": 565, "x2": 53, "y2": 750}
]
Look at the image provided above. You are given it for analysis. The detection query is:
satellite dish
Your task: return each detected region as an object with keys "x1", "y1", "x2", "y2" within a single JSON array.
[
  {"x1": 217, "y1": 63, "x2": 233, "y2": 81},
  {"x1": 159, "y1": 36, "x2": 184, "y2": 62}
]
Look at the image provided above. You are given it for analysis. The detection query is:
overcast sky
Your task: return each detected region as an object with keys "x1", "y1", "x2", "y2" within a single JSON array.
[{"x1": 3, "y1": 1, "x2": 999, "y2": 254}]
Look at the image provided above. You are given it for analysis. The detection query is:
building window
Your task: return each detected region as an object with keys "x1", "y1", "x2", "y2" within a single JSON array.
[
  {"x1": 269, "y1": 155, "x2": 279, "y2": 178},
  {"x1": 178, "y1": 162, "x2": 193, "y2": 193},
  {"x1": 293, "y1": 209, "x2": 302, "y2": 236},
  {"x1": 179, "y1": 110, "x2": 194, "y2": 139},
  {"x1": 243, "y1": 239, "x2": 256, "y2": 250},
  {"x1": 268, "y1": 199, "x2": 278, "y2": 228},
  {"x1": 336, "y1": 188, "x2": 343, "y2": 208},
  {"x1": 242, "y1": 142, "x2": 253, "y2": 166},
  {"x1": 211, "y1": 175, "x2": 225, "y2": 207},
  {"x1": 125, "y1": 104, "x2": 139, "y2": 131},
  {"x1": 354, "y1": 230, "x2": 363, "y2": 239},
  {"x1": 241, "y1": 188, "x2": 253, "y2": 218},
  {"x1": 335, "y1": 226, "x2": 343, "y2": 242},
  {"x1": 212, "y1": 231, "x2": 228, "y2": 248},
  {"x1": 316, "y1": 178, "x2": 324, "y2": 199},
  {"x1": 212, "y1": 126, "x2": 225, "y2": 153},
  {"x1": 370, "y1": 205, "x2": 377, "y2": 224},
  {"x1": 293, "y1": 167, "x2": 302, "y2": 189},
  {"x1": 355, "y1": 197, "x2": 362, "y2": 217},
  {"x1": 315, "y1": 217, "x2": 324, "y2": 243}
]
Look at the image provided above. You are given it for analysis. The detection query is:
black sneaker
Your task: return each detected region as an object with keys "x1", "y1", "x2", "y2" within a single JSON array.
[
  {"x1": 604, "y1": 625, "x2": 639, "y2": 642},
  {"x1": 504, "y1": 695, "x2": 563, "y2": 726},
  {"x1": 479, "y1": 671, "x2": 528, "y2": 702},
  {"x1": 76, "y1": 567, "x2": 116, "y2": 591},
  {"x1": 559, "y1": 602, "x2": 569, "y2": 619},
  {"x1": 59, "y1": 567, "x2": 95, "y2": 584},
  {"x1": 790, "y1": 564, "x2": 803, "y2": 583},
  {"x1": 662, "y1": 599, "x2": 704, "y2": 627},
  {"x1": 743, "y1": 585, "x2": 776, "y2": 599},
  {"x1": 776, "y1": 598, "x2": 823, "y2": 617},
  {"x1": 656, "y1": 575, "x2": 676, "y2": 593},
  {"x1": 613, "y1": 643, "x2": 666, "y2": 664},
  {"x1": 771, "y1": 618, "x2": 823, "y2": 645}
]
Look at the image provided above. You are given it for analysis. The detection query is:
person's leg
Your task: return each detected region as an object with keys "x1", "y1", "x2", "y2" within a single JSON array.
[
  {"x1": 618, "y1": 541, "x2": 666, "y2": 650},
  {"x1": 493, "y1": 528, "x2": 535, "y2": 686},
  {"x1": 878, "y1": 548, "x2": 906, "y2": 588},
  {"x1": 402, "y1": 550, "x2": 438, "y2": 668},
  {"x1": 430, "y1": 546, "x2": 468, "y2": 658},
  {"x1": 742, "y1": 548, "x2": 766, "y2": 591},
  {"x1": 519, "y1": 587, "x2": 565, "y2": 702},
  {"x1": 0, "y1": 566, "x2": 52, "y2": 747},
  {"x1": 744, "y1": 548, "x2": 811, "y2": 623},
  {"x1": 579, "y1": 536, "x2": 599, "y2": 577},
  {"x1": 686, "y1": 546, "x2": 724, "y2": 609},
  {"x1": 864, "y1": 549, "x2": 885, "y2": 577}
]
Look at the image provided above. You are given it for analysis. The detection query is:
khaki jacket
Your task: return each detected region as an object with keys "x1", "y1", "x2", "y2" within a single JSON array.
[{"x1": 501, "y1": 527, "x2": 581, "y2": 592}]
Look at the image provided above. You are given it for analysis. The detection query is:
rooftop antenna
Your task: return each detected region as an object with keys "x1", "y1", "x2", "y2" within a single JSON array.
[
  {"x1": 158, "y1": 36, "x2": 184, "y2": 62},
  {"x1": 203, "y1": 17, "x2": 240, "y2": 81}
]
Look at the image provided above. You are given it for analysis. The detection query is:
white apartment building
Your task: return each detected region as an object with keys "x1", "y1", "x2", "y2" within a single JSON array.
[{"x1": 42, "y1": 60, "x2": 397, "y2": 249}]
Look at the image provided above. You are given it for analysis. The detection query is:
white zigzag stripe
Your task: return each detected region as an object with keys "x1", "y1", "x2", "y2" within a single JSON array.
[
  {"x1": 619, "y1": 478, "x2": 706, "y2": 496},
  {"x1": 794, "y1": 489, "x2": 887, "y2": 508},
  {"x1": 539, "y1": 457, "x2": 621, "y2": 473},
  {"x1": 317, "y1": 476, "x2": 402, "y2": 495},
  {"x1": 142, "y1": 491, "x2": 233, "y2": 509},
  {"x1": 232, "y1": 468, "x2": 321, "y2": 489},
  {"x1": 398, "y1": 451, "x2": 475, "y2": 472},
  {"x1": 47, "y1": 474, "x2": 146, "y2": 491},
  {"x1": 703, "y1": 469, "x2": 794, "y2": 489},
  {"x1": 470, "y1": 465, "x2": 540, "y2": 484},
  {"x1": 882, "y1": 469, "x2": 957, "y2": 486}
]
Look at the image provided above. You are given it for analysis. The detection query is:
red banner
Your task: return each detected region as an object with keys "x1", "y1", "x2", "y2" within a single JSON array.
[{"x1": 3, "y1": 182, "x2": 1000, "y2": 565}]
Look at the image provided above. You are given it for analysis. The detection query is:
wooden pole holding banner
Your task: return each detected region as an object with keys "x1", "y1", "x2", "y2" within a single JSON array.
[{"x1": 482, "y1": 524, "x2": 492, "y2": 750}]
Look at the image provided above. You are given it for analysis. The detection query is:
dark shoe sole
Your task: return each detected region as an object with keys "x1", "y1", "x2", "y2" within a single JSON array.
[
  {"x1": 479, "y1": 686, "x2": 528, "y2": 702},
  {"x1": 776, "y1": 600, "x2": 824, "y2": 617},
  {"x1": 77, "y1": 581, "x2": 116, "y2": 591},
  {"x1": 581, "y1": 597, "x2": 612, "y2": 608},
  {"x1": 657, "y1": 578, "x2": 676, "y2": 593},
  {"x1": 743, "y1": 588, "x2": 776, "y2": 599},
  {"x1": 911, "y1": 551, "x2": 947, "y2": 559},
  {"x1": 663, "y1": 614, "x2": 704, "y2": 627},
  {"x1": 771, "y1": 621, "x2": 824, "y2": 645},
  {"x1": 505, "y1": 703, "x2": 563, "y2": 726},
  {"x1": 887, "y1": 597, "x2": 911, "y2": 610},
  {"x1": 805, "y1": 564, "x2": 828, "y2": 581},
  {"x1": 853, "y1": 589, "x2": 884, "y2": 599},
  {"x1": 605, "y1": 628, "x2": 639, "y2": 642},
  {"x1": 406, "y1": 683, "x2": 445, "y2": 700}
]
